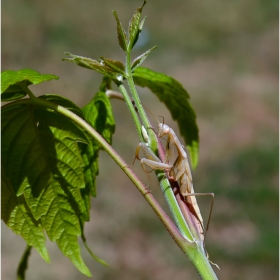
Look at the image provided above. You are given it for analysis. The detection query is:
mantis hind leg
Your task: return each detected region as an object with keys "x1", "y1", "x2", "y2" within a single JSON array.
[
  {"x1": 183, "y1": 192, "x2": 219, "y2": 269},
  {"x1": 182, "y1": 192, "x2": 215, "y2": 240}
]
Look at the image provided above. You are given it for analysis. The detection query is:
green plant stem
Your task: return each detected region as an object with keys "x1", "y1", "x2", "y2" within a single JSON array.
[
  {"x1": 157, "y1": 174, "x2": 193, "y2": 241},
  {"x1": 118, "y1": 83, "x2": 143, "y2": 141},
  {"x1": 124, "y1": 51, "x2": 198, "y2": 245},
  {"x1": 119, "y1": 64, "x2": 218, "y2": 278},
  {"x1": 125, "y1": 51, "x2": 158, "y2": 149},
  {"x1": 123, "y1": 50, "x2": 214, "y2": 267},
  {"x1": 110, "y1": 82, "x2": 194, "y2": 242},
  {"x1": 185, "y1": 242, "x2": 218, "y2": 280},
  {"x1": 23, "y1": 86, "x2": 37, "y2": 100}
]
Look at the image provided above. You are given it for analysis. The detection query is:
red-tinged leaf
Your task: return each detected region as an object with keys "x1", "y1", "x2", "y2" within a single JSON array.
[{"x1": 113, "y1": 10, "x2": 127, "y2": 51}]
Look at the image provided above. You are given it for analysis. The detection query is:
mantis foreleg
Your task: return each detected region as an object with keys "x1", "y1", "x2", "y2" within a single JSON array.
[{"x1": 134, "y1": 142, "x2": 172, "y2": 173}]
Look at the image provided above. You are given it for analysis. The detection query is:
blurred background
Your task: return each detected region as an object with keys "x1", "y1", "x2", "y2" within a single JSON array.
[{"x1": 2, "y1": 0, "x2": 278, "y2": 279}]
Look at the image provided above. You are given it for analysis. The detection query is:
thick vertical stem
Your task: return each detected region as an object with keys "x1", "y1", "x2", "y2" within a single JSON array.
[
  {"x1": 125, "y1": 51, "x2": 158, "y2": 150},
  {"x1": 156, "y1": 174, "x2": 193, "y2": 241},
  {"x1": 118, "y1": 83, "x2": 143, "y2": 141}
]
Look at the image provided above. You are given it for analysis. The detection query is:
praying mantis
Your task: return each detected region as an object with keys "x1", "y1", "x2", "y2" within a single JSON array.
[
  {"x1": 106, "y1": 90, "x2": 218, "y2": 267},
  {"x1": 135, "y1": 122, "x2": 215, "y2": 245},
  {"x1": 106, "y1": 90, "x2": 214, "y2": 244}
]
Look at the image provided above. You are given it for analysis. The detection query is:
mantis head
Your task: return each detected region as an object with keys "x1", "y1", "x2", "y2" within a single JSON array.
[{"x1": 158, "y1": 123, "x2": 170, "y2": 137}]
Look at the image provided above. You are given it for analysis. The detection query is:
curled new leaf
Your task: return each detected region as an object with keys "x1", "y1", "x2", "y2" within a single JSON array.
[
  {"x1": 63, "y1": 53, "x2": 124, "y2": 82},
  {"x1": 139, "y1": 15, "x2": 147, "y2": 32},
  {"x1": 131, "y1": 46, "x2": 157, "y2": 71},
  {"x1": 100, "y1": 57, "x2": 126, "y2": 76},
  {"x1": 128, "y1": 1, "x2": 146, "y2": 49},
  {"x1": 63, "y1": 53, "x2": 112, "y2": 74},
  {"x1": 113, "y1": 10, "x2": 127, "y2": 52}
]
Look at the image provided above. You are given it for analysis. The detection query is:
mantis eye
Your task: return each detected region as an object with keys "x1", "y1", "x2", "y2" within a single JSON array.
[
  {"x1": 162, "y1": 124, "x2": 169, "y2": 134},
  {"x1": 158, "y1": 123, "x2": 169, "y2": 136},
  {"x1": 157, "y1": 123, "x2": 164, "y2": 136}
]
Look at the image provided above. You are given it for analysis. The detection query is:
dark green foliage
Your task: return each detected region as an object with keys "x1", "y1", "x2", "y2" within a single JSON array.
[
  {"x1": 1, "y1": 69, "x2": 58, "y2": 101},
  {"x1": 1, "y1": 170, "x2": 50, "y2": 263},
  {"x1": 17, "y1": 245, "x2": 32, "y2": 280},
  {"x1": 79, "y1": 91, "x2": 115, "y2": 222},
  {"x1": 133, "y1": 67, "x2": 199, "y2": 168},
  {"x1": 38, "y1": 94, "x2": 85, "y2": 119},
  {"x1": 1, "y1": 70, "x2": 116, "y2": 277},
  {"x1": 77, "y1": 91, "x2": 115, "y2": 270},
  {"x1": 2, "y1": 100, "x2": 91, "y2": 276}
]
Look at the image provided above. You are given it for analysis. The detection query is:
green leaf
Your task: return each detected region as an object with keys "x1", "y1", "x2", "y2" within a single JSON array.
[
  {"x1": 1, "y1": 69, "x2": 58, "y2": 101},
  {"x1": 100, "y1": 57, "x2": 125, "y2": 76},
  {"x1": 56, "y1": 234, "x2": 91, "y2": 277},
  {"x1": 2, "y1": 102, "x2": 91, "y2": 276},
  {"x1": 139, "y1": 15, "x2": 147, "y2": 32},
  {"x1": 1, "y1": 170, "x2": 50, "y2": 263},
  {"x1": 38, "y1": 94, "x2": 85, "y2": 119},
  {"x1": 77, "y1": 91, "x2": 115, "y2": 268},
  {"x1": 99, "y1": 76, "x2": 112, "y2": 92},
  {"x1": 133, "y1": 67, "x2": 199, "y2": 168},
  {"x1": 17, "y1": 245, "x2": 32, "y2": 280},
  {"x1": 82, "y1": 91, "x2": 115, "y2": 145},
  {"x1": 128, "y1": 1, "x2": 146, "y2": 49},
  {"x1": 39, "y1": 94, "x2": 112, "y2": 269},
  {"x1": 131, "y1": 46, "x2": 157, "y2": 71},
  {"x1": 79, "y1": 91, "x2": 115, "y2": 221},
  {"x1": 63, "y1": 53, "x2": 122, "y2": 82},
  {"x1": 79, "y1": 143, "x2": 99, "y2": 221},
  {"x1": 113, "y1": 10, "x2": 127, "y2": 52},
  {"x1": 81, "y1": 228, "x2": 109, "y2": 267}
]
